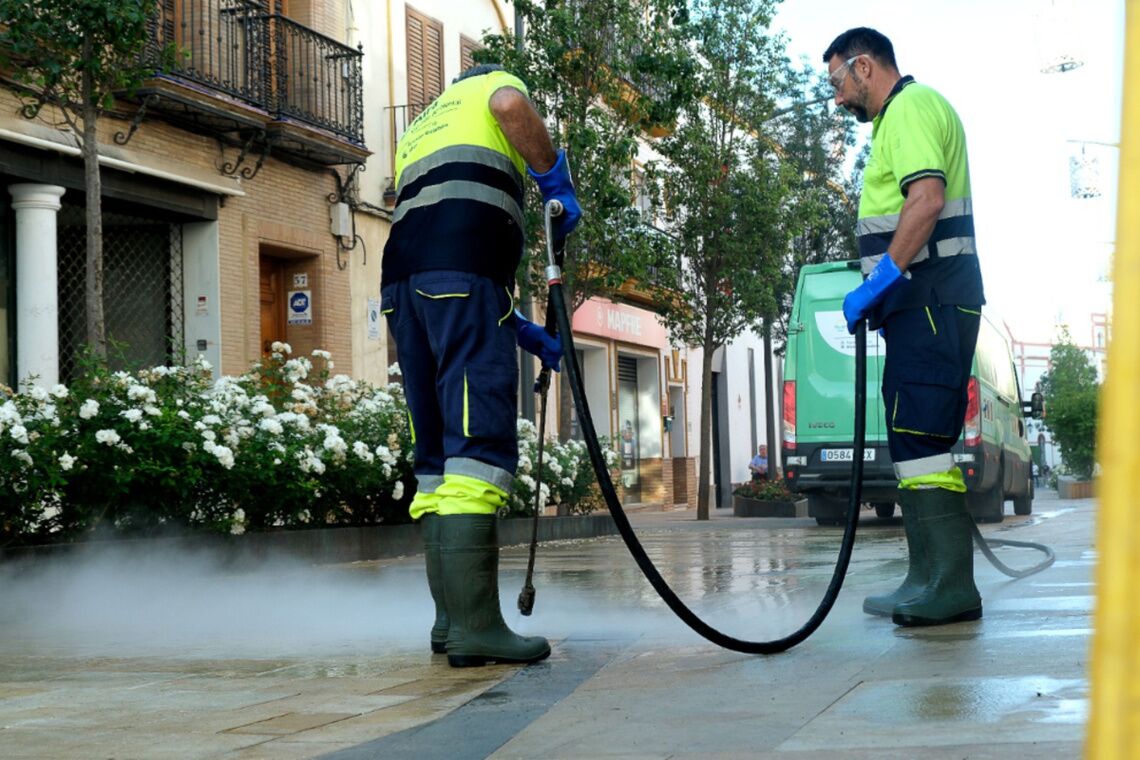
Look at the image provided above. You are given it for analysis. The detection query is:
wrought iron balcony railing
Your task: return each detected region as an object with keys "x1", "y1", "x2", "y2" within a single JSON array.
[
  {"x1": 270, "y1": 14, "x2": 364, "y2": 145},
  {"x1": 144, "y1": 0, "x2": 364, "y2": 147},
  {"x1": 147, "y1": 0, "x2": 269, "y2": 109}
]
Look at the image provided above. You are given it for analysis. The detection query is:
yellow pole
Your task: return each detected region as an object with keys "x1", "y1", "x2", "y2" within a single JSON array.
[{"x1": 1087, "y1": 1, "x2": 1140, "y2": 757}]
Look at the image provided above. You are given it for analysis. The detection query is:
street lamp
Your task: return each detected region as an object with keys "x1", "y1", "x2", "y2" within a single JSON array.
[
  {"x1": 1066, "y1": 139, "x2": 1119, "y2": 200},
  {"x1": 1035, "y1": 0, "x2": 1087, "y2": 74}
]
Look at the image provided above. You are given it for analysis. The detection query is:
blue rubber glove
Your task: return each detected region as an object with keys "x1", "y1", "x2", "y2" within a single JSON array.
[
  {"x1": 842, "y1": 255, "x2": 905, "y2": 334},
  {"x1": 513, "y1": 310, "x2": 562, "y2": 371},
  {"x1": 527, "y1": 149, "x2": 582, "y2": 241}
]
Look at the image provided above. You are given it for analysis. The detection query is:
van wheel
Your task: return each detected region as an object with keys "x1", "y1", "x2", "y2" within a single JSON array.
[
  {"x1": 968, "y1": 484, "x2": 1005, "y2": 523},
  {"x1": 1014, "y1": 476, "x2": 1033, "y2": 516},
  {"x1": 874, "y1": 502, "x2": 896, "y2": 519}
]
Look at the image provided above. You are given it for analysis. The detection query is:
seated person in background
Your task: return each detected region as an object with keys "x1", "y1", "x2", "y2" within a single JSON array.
[{"x1": 749, "y1": 445, "x2": 769, "y2": 481}]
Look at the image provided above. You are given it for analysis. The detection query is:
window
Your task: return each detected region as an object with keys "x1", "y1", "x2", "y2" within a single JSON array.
[
  {"x1": 406, "y1": 6, "x2": 444, "y2": 118},
  {"x1": 460, "y1": 34, "x2": 481, "y2": 75}
]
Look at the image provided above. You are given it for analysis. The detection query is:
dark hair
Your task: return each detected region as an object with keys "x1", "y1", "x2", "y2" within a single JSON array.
[
  {"x1": 453, "y1": 63, "x2": 506, "y2": 84},
  {"x1": 822, "y1": 27, "x2": 897, "y2": 69}
]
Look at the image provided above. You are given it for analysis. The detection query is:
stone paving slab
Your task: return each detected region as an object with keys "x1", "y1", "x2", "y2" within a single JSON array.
[{"x1": 0, "y1": 490, "x2": 1094, "y2": 759}]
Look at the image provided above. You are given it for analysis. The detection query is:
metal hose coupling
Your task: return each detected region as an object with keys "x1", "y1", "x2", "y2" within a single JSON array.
[{"x1": 544, "y1": 199, "x2": 564, "y2": 285}]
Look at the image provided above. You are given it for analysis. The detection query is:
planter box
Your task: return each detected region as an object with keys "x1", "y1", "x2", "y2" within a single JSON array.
[
  {"x1": 1057, "y1": 477, "x2": 1096, "y2": 500},
  {"x1": 0, "y1": 514, "x2": 618, "y2": 568},
  {"x1": 733, "y1": 495, "x2": 809, "y2": 518}
]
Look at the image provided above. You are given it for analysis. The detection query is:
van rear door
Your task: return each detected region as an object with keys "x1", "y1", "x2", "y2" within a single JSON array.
[{"x1": 796, "y1": 266, "x2": 883, "y2": 448}]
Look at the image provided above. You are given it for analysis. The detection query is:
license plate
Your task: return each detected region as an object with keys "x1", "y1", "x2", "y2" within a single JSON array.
[{"x1": 820, "y1": 448, "x2": 876, "y2": 462}]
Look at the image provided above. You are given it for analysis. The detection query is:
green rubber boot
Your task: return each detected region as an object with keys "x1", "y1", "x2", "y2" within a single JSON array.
[
  {"x1": 422, "y1": 513, "x2": 449, "y2": 654},
  {"x1": 863, "y1": 493, "x2": 927, "y2": 616},
  {"x1": 892, "y1": 488, "x2": 982, "y2": 627},
  {"x1": 440, "y1": 514, "x2": 551, "y2": 668}
]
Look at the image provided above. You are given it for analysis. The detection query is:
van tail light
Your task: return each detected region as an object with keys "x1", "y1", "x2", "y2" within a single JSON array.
[
  {"x1": 964, "y1": 376, "x2": 981, "y2": 447},
  {"x1": 783, "y1": 380, "x2": 796, "y2": 449}
]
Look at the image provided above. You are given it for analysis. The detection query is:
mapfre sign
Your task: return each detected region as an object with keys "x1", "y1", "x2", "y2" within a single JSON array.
[{"x1": 572, "y1": 298, "x2": 668, "y2": 347}]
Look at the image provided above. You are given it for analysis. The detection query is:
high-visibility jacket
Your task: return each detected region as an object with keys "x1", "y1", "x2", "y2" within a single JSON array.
[
  {"x1": 858, "y1": 76, "x2": 985, "y2": 324},
  {"x1": 381, "y1": 70, "x2": 530, "y2": 287}
]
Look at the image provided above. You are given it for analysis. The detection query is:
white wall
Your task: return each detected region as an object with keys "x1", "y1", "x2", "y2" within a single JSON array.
[{"x1": 720, "y1": 326, "x2": 779, "y2": 487}]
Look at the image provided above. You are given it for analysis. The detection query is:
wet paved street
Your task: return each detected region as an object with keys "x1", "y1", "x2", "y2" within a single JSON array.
[{"x1": 0, "y1": 489, "x2": 1092, "y2": 758}]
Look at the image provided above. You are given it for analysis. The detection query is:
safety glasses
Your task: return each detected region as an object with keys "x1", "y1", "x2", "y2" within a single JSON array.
[{"x1": 829, "y1": 54, "x2": 864, "y2": 91}]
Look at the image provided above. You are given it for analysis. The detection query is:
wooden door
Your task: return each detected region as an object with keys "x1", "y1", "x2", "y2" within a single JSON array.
[{"x1": 259, "y1": 255, "x2": 286, "y2": 354}]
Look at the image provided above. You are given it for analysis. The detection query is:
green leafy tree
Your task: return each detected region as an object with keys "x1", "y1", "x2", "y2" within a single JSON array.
[
  {"x1": 479, "y1": 0, "x2": 691, "y2": 439},
  {"x1": 0, "y1": 0, "x2": 166, "y2": 358},
  {"x1": 653, "y1": 0, "x2": 794, "y2": 519},
  {"x1": 1040, "y1": 329, "x2": 1099, "y2": 480}
]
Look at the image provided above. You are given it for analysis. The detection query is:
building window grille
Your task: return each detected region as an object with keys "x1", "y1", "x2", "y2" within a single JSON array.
[{"x1": 56, "y1": 205, "x2": 184, "y2": 381}]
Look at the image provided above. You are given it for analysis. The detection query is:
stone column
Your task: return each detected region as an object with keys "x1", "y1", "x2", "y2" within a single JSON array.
[{"x1": 10, "y1": 184, "x2": 66, "y2": 388}]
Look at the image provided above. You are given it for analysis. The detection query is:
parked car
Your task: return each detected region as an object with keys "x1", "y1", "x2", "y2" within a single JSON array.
[{"x1": 781, "y1": 261, "x2": 1042, "y2": 525}]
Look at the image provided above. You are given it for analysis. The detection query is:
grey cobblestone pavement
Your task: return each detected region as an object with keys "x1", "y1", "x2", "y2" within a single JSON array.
[{"x1": 0, "y1": 489, "x2": 1091, "y2": 759}]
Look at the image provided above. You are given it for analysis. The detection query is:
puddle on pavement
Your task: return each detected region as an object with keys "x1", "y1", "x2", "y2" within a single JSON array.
[{"x1": 841, "y1": 676, "x2": 1087, "y2": 725}]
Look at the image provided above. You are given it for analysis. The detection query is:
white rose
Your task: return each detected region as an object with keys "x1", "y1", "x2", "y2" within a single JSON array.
[
  {"x1": 9, "y1": 425, "x2": 28, "y2": 445},
  {"x1": 212, "y1": 445, "x2": 235, "y2": 469},
  {"x1": 95, "y1": 429, "x2": 121, "y2": 446}
]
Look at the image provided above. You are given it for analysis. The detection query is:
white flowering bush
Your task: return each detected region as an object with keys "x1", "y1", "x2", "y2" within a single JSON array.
[
  {"x1": 507, "y1": 420, "x2": 610, "y2": 517},
  {"x1": 0, "y1": 346, "x2": 604, "y2": 546},
  {"x1": 0, "y1": 346, "x2": 414, "y2": 545}
]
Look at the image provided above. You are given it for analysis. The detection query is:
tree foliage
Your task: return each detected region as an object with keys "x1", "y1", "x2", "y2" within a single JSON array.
[
  {"x1": 1040, "y1": 330, "x2": 1099, "y2": 480},
  {"x1": 650, "y1": 0, "x2": 795, "y2": 517},
  {"x1": 0, "y1": 0, "x2": 166, "y2": 358}
]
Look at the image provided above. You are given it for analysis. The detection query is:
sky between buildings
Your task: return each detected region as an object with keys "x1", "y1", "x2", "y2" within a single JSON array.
[{"x1": 772, "y1": 0, "x2": 1125, "y2": 346}]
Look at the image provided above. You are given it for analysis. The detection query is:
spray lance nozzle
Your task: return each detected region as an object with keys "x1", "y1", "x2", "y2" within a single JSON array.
[{"x1": 518, "y1": 582, "x2": 536, "y2": 616}]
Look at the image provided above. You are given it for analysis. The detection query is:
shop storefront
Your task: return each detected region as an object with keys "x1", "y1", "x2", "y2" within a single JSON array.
[{"x1": 570, "y1": 297, "x2": 696, "y2": 508}]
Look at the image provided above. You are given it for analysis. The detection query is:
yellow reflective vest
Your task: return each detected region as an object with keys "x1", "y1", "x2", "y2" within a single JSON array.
[{"x1": 382, "y1": 70, "x2": 530, "y2": 286}]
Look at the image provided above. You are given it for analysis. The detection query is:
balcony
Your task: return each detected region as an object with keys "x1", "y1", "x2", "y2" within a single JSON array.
[{"x1": 136, "y1": 0, "x2": 367, "y2": 168}]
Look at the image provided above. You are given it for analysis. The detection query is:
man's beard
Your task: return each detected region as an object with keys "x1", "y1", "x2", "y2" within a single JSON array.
[{"x1": 846, "y1": 81, "x2": 871, "y2": 122}]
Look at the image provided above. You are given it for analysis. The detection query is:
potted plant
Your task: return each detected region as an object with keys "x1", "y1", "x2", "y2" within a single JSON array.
[{"x1": 732, "y1": 478, "x2": 808, "y2": 518}]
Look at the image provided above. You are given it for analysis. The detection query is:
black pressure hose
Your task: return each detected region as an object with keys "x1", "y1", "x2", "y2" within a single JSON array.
[
  {"x1": 540, "y1": 205, "x2": 1049, "y2": 650},
  {"x1": 545, "y1": 272, "x2": 867, "y2": 654},
  {"x1": 972, "y1": 525, "x2": 1055, "y2": 578}
]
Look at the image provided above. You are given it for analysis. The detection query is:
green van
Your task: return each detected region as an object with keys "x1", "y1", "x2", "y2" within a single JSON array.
[{"x1": 782, "y1": 261, "x2": 1038, "y2": 524}]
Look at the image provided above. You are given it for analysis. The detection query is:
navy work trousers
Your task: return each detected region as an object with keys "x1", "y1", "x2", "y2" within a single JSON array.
[
  {"x1": 381, "y1": 271, "x2": 519, "y2": 491},
  {"x1": 881, "y1": 303, "x2": 981, "y2": 467}
]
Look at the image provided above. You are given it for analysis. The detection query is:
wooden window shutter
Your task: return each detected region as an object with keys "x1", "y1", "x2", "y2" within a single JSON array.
[
  {"x1": 460, "y1": 35, "x2": 482, "y2": 74},
  {"x1": 406, "y1": 6, "x2": 444, "y2": 118}
]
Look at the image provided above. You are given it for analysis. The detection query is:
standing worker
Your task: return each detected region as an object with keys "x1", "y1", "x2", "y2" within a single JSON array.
[
  {"x1": 381, "y1": 64, "x2": 581, "y2": 666},
  {"x1": 822, "y1": 28, "x2": 985, "y2": 627}
]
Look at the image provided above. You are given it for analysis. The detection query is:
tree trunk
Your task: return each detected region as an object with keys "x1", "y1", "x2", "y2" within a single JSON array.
[
  {"x1": 82, "y1": 35, "x2": 106, "y2": 358},
  {"x1": 696, "y1": 328, "x2": 716, "y2": 521},
  {"x1": 763, "y1": 320, "x2": 777, "y2": 476}
]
